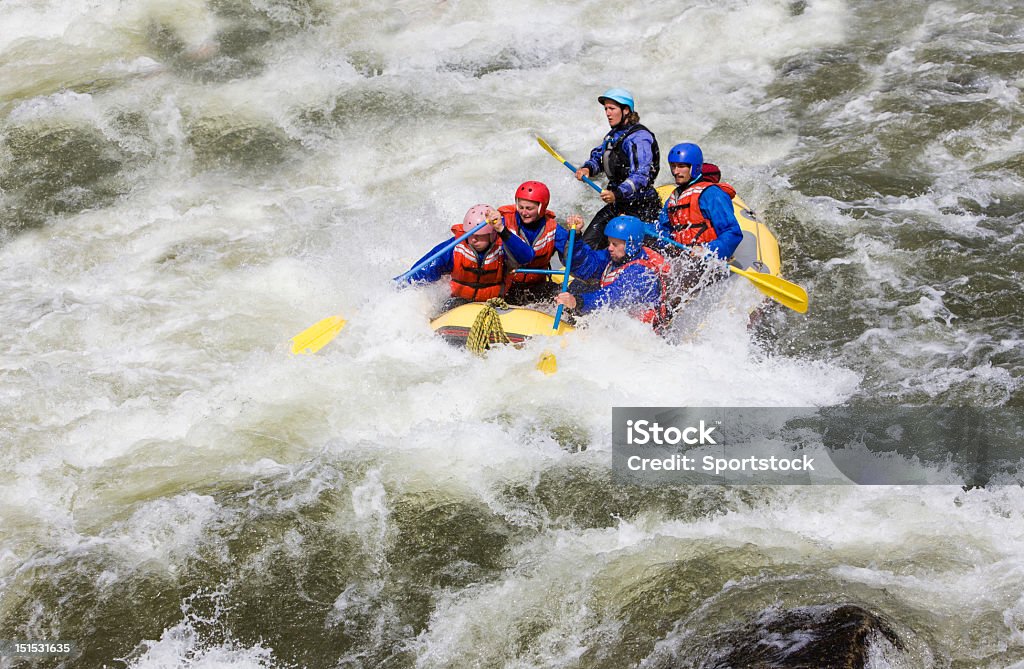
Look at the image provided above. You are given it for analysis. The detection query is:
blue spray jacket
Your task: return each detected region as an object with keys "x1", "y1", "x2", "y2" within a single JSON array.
[
  {"x1": 566, "y1": 240, "x2": 663, "y2": 315},
  {"x1": 582, "y1": 124, "x2": 659, "y2": 202}
]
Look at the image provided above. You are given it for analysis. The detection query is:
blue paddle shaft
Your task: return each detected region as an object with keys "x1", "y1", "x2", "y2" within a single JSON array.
[
  {"x1": 558, "y1": 158, "x2": 602, "y2": 194},
  {"x1": 643, "y1": 224, "x2": 686, "y2": 250},
  {"x1": 394, "y1": 220, "x2": 488, "y2": 283},
  {"x1": 552, "y1": 226, "x2": 577, "y2": 330}
]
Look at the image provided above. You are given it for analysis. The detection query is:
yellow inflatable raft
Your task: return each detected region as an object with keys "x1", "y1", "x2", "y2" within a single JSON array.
[
  {"x1": 431, "y1": 301, "x2": 574, "y2": 347},
  {"x1": 431, "y1": 186, "x2": 785, "y2": 344}
]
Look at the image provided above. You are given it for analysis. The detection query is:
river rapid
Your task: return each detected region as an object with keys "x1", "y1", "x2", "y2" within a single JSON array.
[{"x1": 1, "y1": 0, "x2": 1022, "y2": 667}]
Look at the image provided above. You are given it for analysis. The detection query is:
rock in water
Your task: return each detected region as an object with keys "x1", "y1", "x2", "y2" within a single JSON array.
[{"x1": 703, "y1": 604, "x2": 904, "y2": 669}]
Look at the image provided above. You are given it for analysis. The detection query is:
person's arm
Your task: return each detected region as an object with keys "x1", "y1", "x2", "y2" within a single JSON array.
[
  {"x1": 498, "y1": 227, "x2": 535, "y2": 266},
  {"x1": 567, "y1": 238, "x2": 610, "y2": 281},
  {"x1": 576, "y1": 263, "x2": 660, "y2": 313},
  {"x1": 402, "y1": 239, "x2": 454, "y2": 284},
  {"x1": 699, "y1": 186, "x2": 743, "y2": 259},
  {"x1": 582, "y1": 140, "x2": 606, "y2": 176},
  {"x1": 614, "y1": 130, "x2": 656, "y2": 201}
]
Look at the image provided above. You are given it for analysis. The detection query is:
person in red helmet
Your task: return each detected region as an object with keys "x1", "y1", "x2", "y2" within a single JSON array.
[
  {"x1": 497, "y1": 181, "x2": 582, "y2": 305},
  {"x1": 399, "y1": 204, "x2": 535, "y2": 313}
]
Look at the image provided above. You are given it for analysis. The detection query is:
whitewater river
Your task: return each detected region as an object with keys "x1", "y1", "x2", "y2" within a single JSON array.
[{"x1": 1, "y1": 0, "x2": 1022, "y2": 667}]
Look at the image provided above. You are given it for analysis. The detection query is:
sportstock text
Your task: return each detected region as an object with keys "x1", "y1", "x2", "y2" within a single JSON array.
[{"x1": 624, "y1": 419, "x2": 815, "y2": 475}]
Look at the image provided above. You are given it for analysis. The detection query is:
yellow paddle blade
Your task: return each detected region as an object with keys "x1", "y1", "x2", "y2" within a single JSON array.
[
  {"x1": 536, "y1": 136, "x2": 566, "y2": 163},
  {"x1": 290, "y1": 314, "x2": 347, "y2": 355},
  {"x1": 730, "y1": 266, "x2": 808, "y2": 314},
  {"x1": 536, "y1": 351, "x2": 557, "y2": 375}
]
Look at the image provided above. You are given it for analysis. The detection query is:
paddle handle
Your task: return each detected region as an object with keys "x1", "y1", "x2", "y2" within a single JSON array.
[
  {"x1": 394, "y1": 220, "x2": 488, "y2": 283},
  {"x1": 552, "y1": 225, "x2": 577, "y2": 330}
]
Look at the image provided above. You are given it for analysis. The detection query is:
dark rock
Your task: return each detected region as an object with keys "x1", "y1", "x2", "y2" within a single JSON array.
[{"x1": 695, "y1": 604, "x2": 904, "y2": 669}]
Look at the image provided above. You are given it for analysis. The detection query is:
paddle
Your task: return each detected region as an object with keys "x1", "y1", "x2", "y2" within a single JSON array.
[
  {"x1": 290, "y1": 315, "x2": 348, "y2": 355},
  {"x1": 512, "y1": 269, "x2": 564, "y2": 275},
  {"x1": 394, "y1": 220, "x2": 488, "y2": 283},
  {"x1": 536, "y1": 136, "x2": 603, "y2": 194},
  {"x1": 536, "y1": 351, "x2": 557, "y2": 375},
  {"x1": 291, "y1": 221, "x2": 491, "y2": 355},
  {"x1": 552, "y1": 224, "x2": 576, "y2": 329},
  {"x1": 728, "y1": 265, "x2": 809, "y2": 314},
  {"x1": 534, "y1": 136, "x2": 807, "y2": 313},
  {"x1": 645, "y1": 226, "x2": 809, "y2": 313}
]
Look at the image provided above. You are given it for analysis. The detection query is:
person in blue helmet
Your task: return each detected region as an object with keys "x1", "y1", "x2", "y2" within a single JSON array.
[
  {"x1": 554, "y1": 215, "x2": 671, "y2": 330},
  {"x1": 655, "y1": 142, "x2": 743, "y2": 261},
  {"x1": 574, "y1": 88, "x2": 661, "y2": 250}
]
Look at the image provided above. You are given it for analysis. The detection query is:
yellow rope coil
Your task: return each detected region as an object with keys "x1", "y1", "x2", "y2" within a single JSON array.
[{"x1": 466, "y1": 298, "x2": 511, "y2": 354}]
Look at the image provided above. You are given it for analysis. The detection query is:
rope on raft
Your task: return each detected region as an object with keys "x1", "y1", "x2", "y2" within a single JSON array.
[{"x1": 466, "y1": 298, "x2": 511, "y2": 354}]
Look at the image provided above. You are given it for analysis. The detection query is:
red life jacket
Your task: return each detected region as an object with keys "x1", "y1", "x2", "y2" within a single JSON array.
[
  {"x1": 665, "y1": 171, "x2": 737, "y2": 247},
  {"x1": 499, "y1": 205, "x2": 559, "y2": 285},
  {"x1": 598, "y1": 246, "x2": 671, "y2": 329},
  {"x1": 448, "y1": 223, "x2": 508, "y2": 301}
]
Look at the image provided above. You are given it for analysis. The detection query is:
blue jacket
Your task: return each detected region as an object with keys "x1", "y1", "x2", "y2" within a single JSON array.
[
  {"x1": 654, "y1": 183, "x2": 743, "y2": 259},
  {"x1": 582, "y1": 125, "x2": 658, "y2": 202},
  {"x1": 401, "y1": 230, "x2": 535, "y2": 284},
  {"x1": 566, "y1": 241, "x2": 663, "y2": 315}
]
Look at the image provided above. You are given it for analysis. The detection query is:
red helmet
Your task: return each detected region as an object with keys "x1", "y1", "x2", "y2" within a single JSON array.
[
  {"x1": 515, "y1": 181, "x2": 550, "y2": 215},
  {"x1": 462, "y1": 204, "x2": 496, "y2": 234}
]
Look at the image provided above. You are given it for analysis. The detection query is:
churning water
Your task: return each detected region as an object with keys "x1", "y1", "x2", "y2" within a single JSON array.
[{"x1": 1, "y1": 0, "x2": 1022, "y2": 667}]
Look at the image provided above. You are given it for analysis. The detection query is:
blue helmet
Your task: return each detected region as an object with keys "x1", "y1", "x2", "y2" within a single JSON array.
[
  {"x1": 604, "y1": 215, "x2": 646, "y2": 258},
  {"x1": 598, "y1": 88, "x2": 635, "y2": 111},
  {"x1": 667, "y1": 142, "x2": 703, "y2": 182}
]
